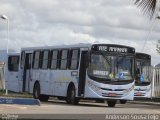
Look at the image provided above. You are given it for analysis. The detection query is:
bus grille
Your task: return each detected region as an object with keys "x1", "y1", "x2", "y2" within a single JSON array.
[
  {"x1": 102, "y1": 93, "x2": 123, "y2": 97},
  {"x1": 101, "y1": 88, "x2": 125, "y2": 91}
]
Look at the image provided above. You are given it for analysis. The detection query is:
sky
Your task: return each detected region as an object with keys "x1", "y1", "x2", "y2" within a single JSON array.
[{"x1": 0, "y1": 0, "x2": 160, "y2": 65}]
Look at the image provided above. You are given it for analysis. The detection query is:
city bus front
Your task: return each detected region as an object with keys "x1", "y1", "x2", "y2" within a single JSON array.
[
  {"x1": 134, "y1": 54, "x2": 152, "y2": 98},
  {"x1": 84, "y1": 44, "x2": 135, "y2": 107}
]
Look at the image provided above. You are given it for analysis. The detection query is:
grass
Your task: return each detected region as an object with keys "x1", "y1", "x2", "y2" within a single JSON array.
[
  {"x1": 0, "y1": 89, "x2": 6, "y2": 95},
  {"x1": 0, "y1": 90, "x2": 32, "y2": 98}
]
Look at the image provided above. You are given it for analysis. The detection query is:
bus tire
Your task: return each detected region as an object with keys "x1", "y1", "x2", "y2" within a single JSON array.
[
  {"x1": 33, "y1": 82, "x2": 40, "y2": 99},
  {"x1": 120, "y1": 100, "x2": 127, "y2": 104},
  {"x1": 66, "y1": 84, "x2": 79, "y2": 105},
  {"x1": 40, "y1": 95, "x2": 49, "y2": 101},
  {"x1": 57, "y1": 97, "x2": 65, "y2": 100},
  {"x1": 107, "y1": 100, "x2": 116, "y2": 107}
]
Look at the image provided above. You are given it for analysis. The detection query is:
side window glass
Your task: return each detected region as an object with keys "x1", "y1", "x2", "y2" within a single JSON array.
[
  {"x1": 42, "y1": 50, "x2": 49, "y2": 69},
  {"x1": 8, "y1": 56, "x2": 19, "y2": 71},
  {"x1": 33, "y1": 51, "x2": 40, "y2": 69},
  {"x1": 60, "y1": 50, "x2": 68, "y2": 69},
  {"x1": 51, "y1": 50, "x2": 58, "y2": 69}
]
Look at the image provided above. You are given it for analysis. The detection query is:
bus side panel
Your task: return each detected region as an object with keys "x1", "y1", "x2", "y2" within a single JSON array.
[
  {"x1": 49, "y1": 70, "x2": 68, "y2": 96},
  {"x1": 39, "y1": 70, "x2": 52, "y2": 95},
  {"x1": 54, "y1": 70, "x2": 78, "y2": 97},
  {"x1": 7, "y1": 71, "x2": 20, "y2": 92}
]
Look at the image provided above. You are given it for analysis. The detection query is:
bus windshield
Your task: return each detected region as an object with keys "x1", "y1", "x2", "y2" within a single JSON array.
[
  {"x1": 88, "y1": 53, "x2": 134, "y2": 81},
  {"x1": 135, "y1": 60, "x2": 151, "y2": 83}
]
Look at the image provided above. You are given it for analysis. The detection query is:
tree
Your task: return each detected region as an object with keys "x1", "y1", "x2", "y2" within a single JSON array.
[
  {"x1": 156, "y1": 40, "x2": 160, "y2": 54},
  {"x1": 134, "y1": 0, "x2": 157, "y2": 19}
]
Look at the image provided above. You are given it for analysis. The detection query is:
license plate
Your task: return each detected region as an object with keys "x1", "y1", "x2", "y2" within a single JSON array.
[
  {"x1": 108, "y1": 93, "x2": 117, "y2": 96},
  {"x1": 136, "y1": 92, "x2": 142, "y2": 96}
]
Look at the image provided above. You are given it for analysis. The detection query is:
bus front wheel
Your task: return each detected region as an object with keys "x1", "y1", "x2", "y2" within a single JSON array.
[
  {"x1": 107, "y1": 100, "x2": 117, "y2": 107},
  {"x1": 66, "y1": 85, "x2": 79, "y2": 105},
  {"x1": 120, "y1": 100, "x2": 127, "y2": 104}
]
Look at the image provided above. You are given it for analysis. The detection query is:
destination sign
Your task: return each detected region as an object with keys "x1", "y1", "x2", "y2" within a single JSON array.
[
  {"x1": 135, "y1": 53, "x2": 151, "y2": 60},
  {"x1": 92, "y1": 44, "x2": 135, "y2": 54}
]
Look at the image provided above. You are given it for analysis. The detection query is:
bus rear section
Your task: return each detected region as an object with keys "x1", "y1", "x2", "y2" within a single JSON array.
[
  {"x1": 5, "y1": 52, "x2": 20, "y2": 92},
  {"x1": 0, "y1": 61, "x2": 5, "y2": 90},
  {"x1": 134, "y1": 53, "x2": 152, "y2": 98},
  {"x1": 19, "y1": 43, "x2": 135, "y2": 107}
]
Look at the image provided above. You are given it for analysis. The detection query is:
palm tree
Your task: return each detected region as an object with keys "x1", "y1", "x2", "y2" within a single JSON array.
[
  {"x1": 134, "y1": 0, "x2": 157, "y2": 19},
  {"x1": 156, "y1": 44, "x2": 160, "y2": 54},
  {"x1": 156, "y1": 40, "x2": 160, "y2": 54}
]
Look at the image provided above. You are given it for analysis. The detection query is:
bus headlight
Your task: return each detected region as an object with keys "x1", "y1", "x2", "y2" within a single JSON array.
[
  {"x1": 146, "y1": 87, "x2": 151, "y2": 92},
  {"x1": 91, "y1": 84, "x2": 101, "y2": 92},
  {"x1": 88, "y1": 80, "x2": 101, "y2": 92}
]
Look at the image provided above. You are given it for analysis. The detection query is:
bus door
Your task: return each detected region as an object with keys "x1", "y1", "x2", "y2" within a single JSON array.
[
  {"x1": 6, "y1": 55, "x2": 20, "y2": 92},
  {"x1": 21, "y1": 52, "x2": 32, "y2": 92},
  {"x1": 78, "y1": 50, "x2": 88, "y2": 97}
]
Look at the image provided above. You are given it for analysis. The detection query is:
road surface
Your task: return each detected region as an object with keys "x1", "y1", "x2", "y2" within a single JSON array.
[{"x1": 0, "y1": 99, "x2": 159, "y2": 119}]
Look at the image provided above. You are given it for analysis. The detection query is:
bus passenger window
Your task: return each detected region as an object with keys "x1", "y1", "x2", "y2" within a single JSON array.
[
  {"x1": 42, "y1": 50, "x2": 49, "y2": 69},
  {"x1": 70, "y1": 49, "x2": 79, "y2": 70},
  {"x1": 8, "y1": 56, "x2": 19, "y2": 71},
  {"x1": 51, "y1": 50, "x2": 58, "y2": 69},
  {"x1": 33, "y1": 51, "x2": 41, "y2": 69},
  {"x1": 60, "y1": 50, "x2": 68, "y2": 69}
]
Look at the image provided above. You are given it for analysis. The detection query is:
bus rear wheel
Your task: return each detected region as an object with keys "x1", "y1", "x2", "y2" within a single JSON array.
[
  {"x1": 33, "y1": 82, "x2": 49, "y2": 101},
  {"x1": 107, "y1": 100, "x2": 117, "y2": 107},
  {"x1": 40, "y1": 95, "x2": 49, "y2": 101},
  {"x1": 66, "y1": 85, "x2": 79, "y2": 105},
  {"x1": 33, "y1": 82, "x2": 40, "y2": 99}
]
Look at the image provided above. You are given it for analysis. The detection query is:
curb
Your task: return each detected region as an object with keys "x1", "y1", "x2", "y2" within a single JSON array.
[
  {"x1": 128, "y1": 101, "x2": 160, "y2": 106},
  {"x1": 0, "y1": 97, "x2": 41, "y2": 105}
]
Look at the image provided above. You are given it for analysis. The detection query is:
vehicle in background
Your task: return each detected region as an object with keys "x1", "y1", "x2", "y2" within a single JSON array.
[
  {"x1": 5, "y1": 52, "x2": 20, "y2": 92},
  {"x1": 134, "y1": 53, "x2": 152, "y2": 98}
]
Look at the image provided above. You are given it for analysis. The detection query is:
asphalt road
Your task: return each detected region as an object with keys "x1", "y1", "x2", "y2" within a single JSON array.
[{"x1": 0, "y1": 99, "x2": 159, "y2": 120}]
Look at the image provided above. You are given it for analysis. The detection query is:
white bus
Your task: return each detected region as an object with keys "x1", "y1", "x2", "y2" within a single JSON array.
[
  {"x1": 5, "y1": 52, "x2": 20, "y2": 92},
  {"x1": 134, "y1": 53, "x2": 152, "y2": 98},
  {"x1": 13, "y1": 43, "x2": 135, "y2": 107}
]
